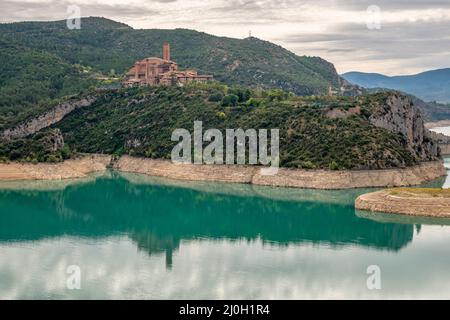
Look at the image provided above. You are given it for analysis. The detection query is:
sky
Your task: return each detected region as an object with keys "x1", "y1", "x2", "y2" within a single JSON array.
[{"x1": 1, "y1": 0, "x2": 450, "y2": 75}]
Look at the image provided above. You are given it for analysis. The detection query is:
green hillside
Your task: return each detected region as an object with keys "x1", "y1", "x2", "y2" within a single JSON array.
[
  {"x1": 0, "y1": 34, "x2": 100, "y2": 129},
  {"x1": 48, "y1": 84, "x2": 422, "y2": 170},
  {"x1": 0, "y1": 17, "x2": 437, "y2": 169},
  {"x1": 0, "y1": 16, "x2": 340, "y2": 95}
]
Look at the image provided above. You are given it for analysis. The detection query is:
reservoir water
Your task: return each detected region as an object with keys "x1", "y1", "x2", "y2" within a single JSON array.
[{"x1": 1, "y1": 166, "x2": 450, "y2": 299}]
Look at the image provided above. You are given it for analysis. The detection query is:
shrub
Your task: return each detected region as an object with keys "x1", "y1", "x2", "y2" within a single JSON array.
[
  {"x1": 246, "y1": 98, "x2": 261, "y2": 108},
  {"x1": 221, "y1": 94, "x2": 239, "y2": 107},
  {"x1": 217, "y1": 111, "x2": 226, "y2": 119},
  {"x1": 208, "y1": 92, "x2": 224, "y2": 102},
  {"x1": 329, "y1": 161, "x2": 339, "y2": 170}
]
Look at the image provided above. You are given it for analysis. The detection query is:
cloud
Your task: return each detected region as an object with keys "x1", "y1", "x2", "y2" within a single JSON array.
[
  {"x1": 275, "y1": 18, "x2": 450, "y2": 74},
  {"x1": 0, "y1": 0, "x2": 449, "y2": 75},
  {"x1": 0, "y1": 0, "x2": 159, "y2": 21}
]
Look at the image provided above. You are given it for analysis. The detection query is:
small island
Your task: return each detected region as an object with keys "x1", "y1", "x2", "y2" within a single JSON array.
[{"x1": 356, "y1": 188, "x2": 450, "y2": 217}]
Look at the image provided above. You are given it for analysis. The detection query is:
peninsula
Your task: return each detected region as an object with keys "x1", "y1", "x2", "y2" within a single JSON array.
[{"x1": 356, "y1": 188, "x2": 450, "y2": 217}]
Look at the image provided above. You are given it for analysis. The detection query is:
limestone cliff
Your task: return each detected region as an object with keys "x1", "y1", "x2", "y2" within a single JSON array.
[
  {"x1": 1, "y1": 97, "x2": 96, "y2": 140},
  {"x1": 367, "y1": 93, "x2": 440, "y2": 162}
]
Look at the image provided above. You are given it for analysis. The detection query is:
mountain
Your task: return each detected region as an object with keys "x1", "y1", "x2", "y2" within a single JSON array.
[
  {"x1": 342, "y1": 69, "x2": 450, "y2": 103},
  {"x1": 0, "y1": 17, "x2": 341, "y2": 93},
  {"x1": 408, "y1": 96, "x2": 450, "y2": 122},
  {"x1": 1, "y1": 83, "x2": 437, "y2": 169},
  {"x1": 0, "y1": 17, "x2": 440, "y2": 169},
  {"x1": 0, "y1": 17, "x2": 344, "y2": 130},
  {"x1": 348, "y1": 86, "x2": 450, "y2": 122},
  {"x1": 0, "y1": 34, "x2": 101, "y2": 130}
]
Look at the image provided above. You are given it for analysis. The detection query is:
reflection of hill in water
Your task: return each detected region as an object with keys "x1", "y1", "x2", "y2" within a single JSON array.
[
  {"x1": 0, "y1": 173, "x2": 415, "y2": 267},
  {"x1": 117, "y1": 172, "x2": 373, "y2": 207},
  {"x1": 0, "y1": 171, "x2": 107, "y2": 191}
]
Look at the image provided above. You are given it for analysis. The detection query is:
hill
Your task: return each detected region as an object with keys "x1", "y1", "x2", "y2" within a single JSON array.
[
  {"x1": 354, "y1": 86, "x2": 450, "y2": 122},
  {"x1": 0, "y1": 17, "x2": 344, "y2": 129},
  {"x1": 342, "y1": 69, "x2": 450, "y2": 103},
  {"x1": 0, "y1": 17, "x2": 340, "y2": 94},
  {"x1": 0, "y1": 34, "x2": 100, "y2": 129},
  {"x1": 38, "y1": 84, "x2": 436, "y2": 170},
  {"x1": 0, "y1": 82, "x2": 439, "y2": 169}
]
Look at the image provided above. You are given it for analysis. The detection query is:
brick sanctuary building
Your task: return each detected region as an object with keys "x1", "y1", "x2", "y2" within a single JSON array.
[{"x1": 123, "y1": 43, "x2": 213, "y2": 87}]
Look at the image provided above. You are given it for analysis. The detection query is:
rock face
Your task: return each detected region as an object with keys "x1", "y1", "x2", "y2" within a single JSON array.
[
  {"x1": 368, "y1": 93, "x2": 440, "y2": 161},
  {"x1": 39, "y1": 129, "x2": 65, "y2": 152},
  {"x1": 1, "y1": 97, "x2": 96, "y2": 140}
]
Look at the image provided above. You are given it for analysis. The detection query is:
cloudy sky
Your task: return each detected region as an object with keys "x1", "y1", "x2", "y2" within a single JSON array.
[{"x1": 1, "y1": 0, "x2": 450, "y2": 75}]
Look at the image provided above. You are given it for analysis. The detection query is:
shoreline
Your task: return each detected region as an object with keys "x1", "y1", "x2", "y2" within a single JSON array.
[
  {"x1": 0, "y1": 155, "x2": 111, "y2": 181},
  {"x1": 114, "y1": 156, "x2": 447, "y2": 190},
  {"x1": 425, "y1": 120, "x2": 450, "y2": 130},
  {"x1": 355, "y1": 189, "x2": 450, "y2": 217},
  {"x1": 0, "y1": 155, "x2": 446, "y2": 189}
]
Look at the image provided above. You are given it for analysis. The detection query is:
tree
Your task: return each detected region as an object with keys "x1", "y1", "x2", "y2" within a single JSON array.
[{"x1": 221, "y1": 94, "x2": 239, "y2": 107}]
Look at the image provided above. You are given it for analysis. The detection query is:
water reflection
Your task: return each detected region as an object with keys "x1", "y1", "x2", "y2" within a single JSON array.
[
  {"x1": 1, "y1": 171, "x2": 450, "y2": 299},
  {"x1": 0, "y1": 172, "x2": 415, "y2": 269}
]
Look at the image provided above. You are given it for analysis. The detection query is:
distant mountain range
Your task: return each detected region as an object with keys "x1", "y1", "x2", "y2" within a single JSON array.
[{"x1": 342, "y1": 69, "x2": 450, "y2": 103}]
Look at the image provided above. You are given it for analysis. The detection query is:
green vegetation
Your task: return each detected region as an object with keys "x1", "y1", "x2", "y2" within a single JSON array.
[
  {"x1": 0, "y1": 17, "x2": 342, "y2": 130},
  {"x1": 0, "y1": 34, "x2": 107, "y2": 130},
  {"x1": 0, "y1": 18, "x2": 433, "y2": 169},
  {"x1": 0, "y1": 129, "x2": 71, "y2": 163},
  {"x1": 50, "y1": 83, "x2": 418, "y2": 170}
]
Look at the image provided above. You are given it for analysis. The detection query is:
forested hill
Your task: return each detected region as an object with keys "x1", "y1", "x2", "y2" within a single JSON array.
[
  {"x1": 0, "y1": 34, "x2": 98, "y2": 129},
  {"x1": 50, "y1": 85, "x2": 438, "y2": 170},
  {"x1": 0, "y1": 17, "x2": 341, "y2": 96}
]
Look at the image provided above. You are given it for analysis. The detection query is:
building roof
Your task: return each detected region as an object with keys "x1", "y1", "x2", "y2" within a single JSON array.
[{"x1": 136, "y1": 57, "x2": 176, "y2": 64}]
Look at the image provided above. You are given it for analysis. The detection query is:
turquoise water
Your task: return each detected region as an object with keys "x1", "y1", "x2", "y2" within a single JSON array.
[{"x1": 0, "y1": 169, "x2": 450, "y2": 300}]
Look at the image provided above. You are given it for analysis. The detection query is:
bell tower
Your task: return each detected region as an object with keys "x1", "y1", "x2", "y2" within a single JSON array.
[{"x1": 163, "y1": 42, "x2": 170, "y2": 61}]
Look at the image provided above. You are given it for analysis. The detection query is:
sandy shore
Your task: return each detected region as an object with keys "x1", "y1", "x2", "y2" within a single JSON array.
[
  {"x1": 425, "y1": 120, "x2": 450, "y2": 129},
  {"x1": 0, "y1": 155, "x2": 446, "y2": 189},
  {"x1": 355, "y1": 189, "x2": 450, "y2": 217},
  {"x1": 0, "y1": 155, "x2": 111, "y2": 181},
  {"x1": 114, "y1": 156, "x2": 446, "y2": 190}
]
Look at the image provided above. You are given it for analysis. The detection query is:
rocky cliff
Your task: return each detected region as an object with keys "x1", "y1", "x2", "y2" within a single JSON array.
[
  {"x1": 367, "y1": 93, "x2": 440, "y2": 161},
  {"x1": 1, "y1": 97, "x2": 96, "y2": 140}
]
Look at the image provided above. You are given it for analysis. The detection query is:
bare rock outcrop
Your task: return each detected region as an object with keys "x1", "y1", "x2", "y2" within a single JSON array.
[
  {"x1": 1, "y1": 97, "x2": 96, "y2": 140},
  {"x1": 368, "y1": 93, "x2": 440, "y2": 161},
  {"x1": 39, "y1": 128, "x2": 65, "y2": 152}
]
